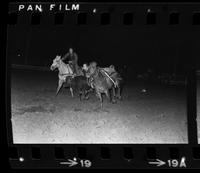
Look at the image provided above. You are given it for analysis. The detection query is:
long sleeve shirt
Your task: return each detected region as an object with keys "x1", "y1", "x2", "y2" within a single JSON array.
[{"x1": 62, "y1": 52, "x2": 78, "y2": 64}]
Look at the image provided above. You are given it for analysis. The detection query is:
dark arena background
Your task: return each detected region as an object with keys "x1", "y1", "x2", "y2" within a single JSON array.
[
  {"x1": 7, "y1": 3, "x2": 199, "y2": 144},
  {"x1": 197, "y1": 70, "x2": 200, "y2": 143}
]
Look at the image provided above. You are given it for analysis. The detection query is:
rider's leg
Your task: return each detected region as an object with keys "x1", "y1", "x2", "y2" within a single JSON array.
[{"x1": 72, "y1": 63, "x2": 76, "y2": 74}]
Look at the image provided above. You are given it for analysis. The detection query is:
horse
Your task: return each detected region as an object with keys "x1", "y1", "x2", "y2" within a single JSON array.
[
  {"x1": 102, "y1": 65, "x2": 123, "y2": 100},
  {"x1": 85, "y1": 62, "x2": 119, "y2": 108},
  {"x1": 83, "y1": 63, "x2": 123, "y2": 101},
  {"x1": 50, "y1": 55, "x2": 75, "y2": 96}
]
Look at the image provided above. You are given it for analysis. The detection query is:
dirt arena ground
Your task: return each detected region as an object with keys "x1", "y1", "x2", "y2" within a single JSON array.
[{"x1": 11, "y1": 69, "x2": 188, "y2": 144}]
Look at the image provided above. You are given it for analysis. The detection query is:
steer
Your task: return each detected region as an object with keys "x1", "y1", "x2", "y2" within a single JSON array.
[{"x1": 65, "y1": 76, "x2": 92, "y2": 100}]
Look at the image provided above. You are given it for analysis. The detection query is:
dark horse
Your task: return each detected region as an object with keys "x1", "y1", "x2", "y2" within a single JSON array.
[
  {"x1": 85, "y1": 62, "x2": 121, "y2": 108},
  {"x1": 109, "y1": 70, "x2": 123, "y2": 100}
]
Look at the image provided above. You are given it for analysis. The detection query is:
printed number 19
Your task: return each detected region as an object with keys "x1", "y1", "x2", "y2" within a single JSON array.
[
  {"x1": 168, "y1": 159, "x2": 179, "y2": 167},
  {"x1": 80, "y1": 160, "x2": 92, "y2": 168}
]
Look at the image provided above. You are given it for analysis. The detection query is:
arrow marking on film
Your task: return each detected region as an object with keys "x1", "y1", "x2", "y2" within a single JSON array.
[
  {"x1": 148, "y1": 159, "x2": 166, "y2": 167},
  {"x1": 60, "y1": 158, "x2": 78, "y2": 167}
]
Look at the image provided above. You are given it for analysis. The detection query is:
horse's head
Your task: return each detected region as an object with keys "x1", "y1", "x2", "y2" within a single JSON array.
[
  {"x1": 50, "y1": 55, "x2": 62, "y2": 71},
  {"x1": 109, "y1": 65, "x2": 115, "y2": 71},
  {"x1": 106, "y1": 65, "x2": 116, "y2": 74}
]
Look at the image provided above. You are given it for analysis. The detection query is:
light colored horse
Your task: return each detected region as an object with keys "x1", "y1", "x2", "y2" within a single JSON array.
[{"x1": 50, "y1": 55, "x2": 74, "y2": 96}]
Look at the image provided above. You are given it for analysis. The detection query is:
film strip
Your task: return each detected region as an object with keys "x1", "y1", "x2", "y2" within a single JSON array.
[
  {"x1": 7, "y1": 145, "x2": 200, "y2": 168},
  {"x1": 6, "y1": 1, "x2": 200, "y2": 169}
]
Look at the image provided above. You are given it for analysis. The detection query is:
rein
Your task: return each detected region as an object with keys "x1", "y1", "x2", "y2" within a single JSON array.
[
  {"x1": 89, "y1": 67, "x2": 117, "y2": 88},
  {"x1": 99, "y1": 68, "x2": 117, "y2": 88},
  {"x1": 59, "y1": 73, "x2": 75, "y2": 77}
]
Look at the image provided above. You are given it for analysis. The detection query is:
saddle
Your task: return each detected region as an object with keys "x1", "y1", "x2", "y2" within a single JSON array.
[{"x1": 68, "y1": 62, "x2": 84, "y2": 77}]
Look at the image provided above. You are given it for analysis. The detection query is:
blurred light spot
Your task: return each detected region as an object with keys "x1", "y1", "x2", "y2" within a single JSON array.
[
  {"x1": 19, "y1": 157, "x2": 24, "y2": 162},
  {"x1": 93, "y1": 8, "x2": 96, "y2": 13},
  {"x1": 142, "y1": 89, "x2": 146, "y2": 93}
]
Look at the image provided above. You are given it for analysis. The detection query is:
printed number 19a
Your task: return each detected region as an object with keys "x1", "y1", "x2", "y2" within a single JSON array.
[{"x1": 167, "y1": 157, "x2": 186, "y2": 168}]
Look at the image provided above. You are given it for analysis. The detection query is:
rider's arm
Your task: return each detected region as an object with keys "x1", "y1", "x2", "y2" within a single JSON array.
[{"x1": 62, "y1": 53, "x2": 69, "y2": 61}]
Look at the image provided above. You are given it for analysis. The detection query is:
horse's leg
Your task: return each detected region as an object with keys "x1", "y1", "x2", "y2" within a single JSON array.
[
  {"x1": 100, "y1": 93, "x2": 103, "y2": 108},
  {"x1": 105, "y1": 89, "x2": 111, "y2": 102},
  {"x1": 112, "y1": 87, "x2": 116, "y2": 99},
  {"x1": 96, "y1": 91, "x2": 103, "y2": 108},
  {"x1": 110, "y1": 88, "x2": 117, "y2": 103},
  {"x1": 79, "y1": 91, "x2": 82, "y2": 101},
  {"x1": 117, "y1": 87, "x2": 122, "y2": 100},
  {"x1": 56, "y1": 79, "x2": 63, "y2": 96},
  {"x1": 106, "y1": 89, "x2": 116, "y2": 104},
  {"x1": 118, "y1": 81, "x2": 123, "y2": 100},
  {"x1": 70, "y1": 87, "x2": 74, "y2": 97},
  {"x1": 84, "y1": 90, "x2": 89, "y2": 100}
]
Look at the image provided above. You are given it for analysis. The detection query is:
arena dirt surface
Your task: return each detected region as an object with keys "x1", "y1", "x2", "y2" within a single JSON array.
[{"x1": 11, "y1": 69, "x2": 188, "y2": 143}]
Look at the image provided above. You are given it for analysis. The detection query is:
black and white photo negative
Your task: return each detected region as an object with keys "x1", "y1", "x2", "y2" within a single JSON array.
[{"x1": 7, "y1": 3, "x2": 195, "y2": 144}]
